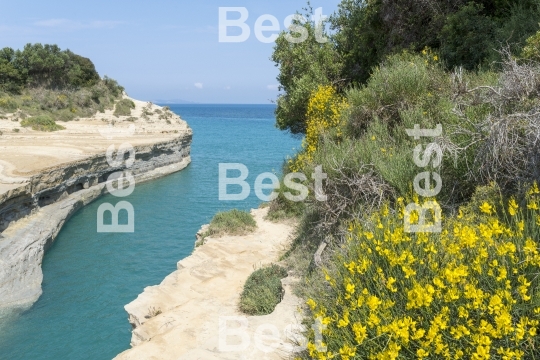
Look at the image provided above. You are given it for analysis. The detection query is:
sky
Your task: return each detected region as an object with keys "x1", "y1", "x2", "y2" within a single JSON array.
[{"x1": 0, "y1": 0, "x2": 342, "y2": 104}]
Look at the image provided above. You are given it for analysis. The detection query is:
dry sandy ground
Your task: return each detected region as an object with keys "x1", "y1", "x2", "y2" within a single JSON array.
[
  {"x1": 0, "y1": 96, "x2": 189, "y2": 196},
  {"x1": 115, "y1": 208, "x2": 305, "y2": 360}
]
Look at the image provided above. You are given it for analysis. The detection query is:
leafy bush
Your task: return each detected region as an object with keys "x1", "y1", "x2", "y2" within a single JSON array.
[
  {"x1": 439, "y1": 3, "x2": 496, "y2": 70},
  {"x1": 301, "y1": 184, "x2": 540, "y2": 359},
  {"x1": 239, "y1": 264, "x2": 288, "y2": 315},
  {"x1": 344, "y1": 51, "x2": 441, "y2": 137},
  {"x1": 289, "y1": 85, "x2": 347, "y2": 172},
  {"x1": 55, "y1": 108, "x2": 77, "y2": 122},
  {"x1": 202, "y1": 209, "x2": 257, "y2": 238},
  {"x1": 266, "y1": 179, "x2": 306, "y2": 222},
  {"x1": 21, "y1": 115, "x2": 64, "y2": 131},
  {"x1": 522, "y1": 29, "x2": 540, "y2": 61},
  {"x1": 113, "y1": 99, "x2": 136, "y2": 117},
  {"x1": 0, "y1": 96, "x2": 18, "y2": 111},
  {"x1": 272, "y1": 14, "x2": 343, "y2": 135}
]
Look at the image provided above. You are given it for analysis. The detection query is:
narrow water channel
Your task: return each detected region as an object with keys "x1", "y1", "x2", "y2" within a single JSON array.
[{"x1": 0, "y1": 104, "x2": 301, "y2": 360}]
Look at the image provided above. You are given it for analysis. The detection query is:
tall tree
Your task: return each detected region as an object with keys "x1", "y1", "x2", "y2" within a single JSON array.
[{"x1": 272, "y1": 9, "x2": 343, "y2": 134}]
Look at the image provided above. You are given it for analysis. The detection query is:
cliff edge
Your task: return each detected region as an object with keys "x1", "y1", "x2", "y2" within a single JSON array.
[
  {"x1": 115, "y1": 208, "x2": 303, "y2": 360},
  {"x1": 0, "y1": 97, "x2": 192, "y2": 309}
]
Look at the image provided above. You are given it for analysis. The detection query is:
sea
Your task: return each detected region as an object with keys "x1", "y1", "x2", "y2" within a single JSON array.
[{"x1": 0, "y1": 104, "x2": 301, "y2": 360}]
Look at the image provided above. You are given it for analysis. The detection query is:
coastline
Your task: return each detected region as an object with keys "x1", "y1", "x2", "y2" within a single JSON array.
[{"x1": 0, "y1": 99, "x2": 193, "y2": 309}]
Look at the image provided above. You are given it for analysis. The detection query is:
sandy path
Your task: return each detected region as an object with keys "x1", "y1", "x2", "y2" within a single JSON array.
[{"x1": 115, "y1": 208, "x2": 304, "y2": 360}]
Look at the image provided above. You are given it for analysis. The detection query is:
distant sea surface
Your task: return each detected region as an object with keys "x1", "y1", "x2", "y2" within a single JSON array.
[{"x1": 0, "y1": 104, "x2": 301, "y2": 360}]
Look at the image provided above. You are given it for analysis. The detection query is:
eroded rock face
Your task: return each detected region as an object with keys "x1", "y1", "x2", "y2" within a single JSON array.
[{"x1": 0, "y1": 132, "x2": 192, "y2": 309}]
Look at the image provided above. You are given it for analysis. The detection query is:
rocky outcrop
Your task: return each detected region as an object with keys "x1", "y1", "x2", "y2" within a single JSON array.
[
  {"x1": 115, "y1": 208, "x2": 303, "y2": 360},
  {"x1": 0, "y1": 132, "x2": 192, "y2": 309}
]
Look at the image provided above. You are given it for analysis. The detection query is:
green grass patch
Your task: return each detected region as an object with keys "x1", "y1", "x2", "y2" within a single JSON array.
[
  {"x1": 266, "y1": 190, "x2": 305, "y2": 222},
  {"x1": 20, "y1": 115, "x2": 65, "y2": 132},
  {"x1": 203, "y1": 209, "x2": 257, "y2": 238},
  {"x1": 239, "y1": 264, "x2": 288, "y2": 315},
  {"x1": 113, "y1": 99, "x2": 136, "y2": 117}
]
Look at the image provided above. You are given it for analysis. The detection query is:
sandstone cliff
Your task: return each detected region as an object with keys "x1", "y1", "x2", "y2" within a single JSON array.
[{"x1": 0, "y1": 98, "x2": 192, "y2": 308}]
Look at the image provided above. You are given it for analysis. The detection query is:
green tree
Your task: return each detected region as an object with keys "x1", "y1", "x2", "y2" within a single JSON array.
[
  {"x1": 272, "y1": 10, "x2": 343, "y2": 134},
  {"x1": 14, "y1": 43, "x2": 68, "y2": 87},
  {"x1": 65, "y1": 50, "x2": 100, "y2": 88},
  {"x1": 331, "y1": 0, "x2": 540, "y2": 82},
  {"x1": 0, "y1": 47, "x2": 23, "y2": 93},
  {"x1": 439, "y1": 3, "x2": 496, "y2": 70},
  {"x1": 0, "y1": 43, "x2": 102, "y2": 91},
  {"x1": 331, "y1": 0, "x2": 469, "y2": 85}
]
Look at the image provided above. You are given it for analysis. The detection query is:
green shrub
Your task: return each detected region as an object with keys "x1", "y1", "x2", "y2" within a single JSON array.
[
  {"x1": 54, "y1": 108, "x2": 77, "y2": 122},
  {"x1": 345, "y1": 52, "x2": 448, "y2": 137},
  {"x1": 103, "y1": 76, "x2": 124, "y2": 98},
  {"x1": 300, "y1": 184, "x2": 540, "y2": 359},
  {"x1": 21, "y1": 115, "x2": 64, "y2": 131},
  {"x1": 522, "y1": 29, "x2": 540, "y2": 61},
  {"x1": 113, "y1": 99, "x2": 136, "y2": 117},
  {"x1": 203, "y1": 209, "x2": 257, "y2": 238},
  {"x1": 239, "y1": 264, "x2": 288, "y2": 315},
  {"x1": 0, "y1": 96, "x2": 18, "y2": 111},
  {"x1": 267, "y1": 191, "x2": 305, "y2": 222},
  {"x1": 266, "y1": 171, "x2": 306, "y2": 222},
  {"x1": 272, "y1": 17, "x2": 343, "y2": 134},
  {"x1": 439, "y1": 3, "x2": 497, "y2": 70}
]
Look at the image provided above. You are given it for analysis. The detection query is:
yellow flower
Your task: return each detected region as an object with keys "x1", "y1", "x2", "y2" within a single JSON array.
[
  {"x1": 518, "y1": 220, "x2": 525, "y2": 232},
  {"x1": 417, "y1": 348, "x2": 429, "y2": 358},
  {"x1": 338, "y1": 310, "x2": 350, "y2": 328},
  {"x1": 366, "y1": 295, "x2": 382, "y2": 311},
  {"x1": 433, "y1": 55, "x2": 439, "y2": 61},
  {"x1": 367, "y1": 313, "x2": 380, "y2": 327},
  {"x1": 407, "y1": 284, "x2": 434, "y2": 309},
  {"x1": 527, "y1": 200, "x2": 539, "y2": 210},
  {"x1": 339, "y1": 344, "x2": 355, "y2": 360},
  {"x1": 479, "y1": 202, "x2": 493, "y2": 215},
  {"x1": 508, "y1": 198, "x2": 518, "y2": 216},
  {"x1": 528, "y1": 182, "x2": 540, "y2": 195},
  {"x1": 472, "y1": 345, "x2": 490, "y2": 360},
  {"x1": 344, "y1": 278, "x2": 355, "y2": 299},
  {"x1": 386, "y1": 277, "x2": 398, "y2": 292},
  {"x1": 352, "y1": 322, "x2": 367, "y2": 344},
  {"x1": 412, "y1": 328, "x2": 425, "y2": 340}
]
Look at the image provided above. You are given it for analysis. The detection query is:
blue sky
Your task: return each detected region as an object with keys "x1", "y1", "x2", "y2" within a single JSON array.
[{"x1": 0, "y1": 0, "x2": 341, "y2": 104}]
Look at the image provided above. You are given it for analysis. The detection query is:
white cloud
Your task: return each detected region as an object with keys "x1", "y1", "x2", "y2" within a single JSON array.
[
  {"x1": 33, "y1": 19, "x2": 124, "y2": 30},
  {"x1": 194, "y1": 83, "x2": 203, "y2": 89},
  {"x1": 267, "y1": 84, "x2": 279, "y2": 91}
]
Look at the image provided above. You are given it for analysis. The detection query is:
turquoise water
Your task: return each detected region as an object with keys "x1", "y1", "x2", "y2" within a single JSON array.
[{"x1": 0, "y1": 104, "x2": 300, "y2": 360}]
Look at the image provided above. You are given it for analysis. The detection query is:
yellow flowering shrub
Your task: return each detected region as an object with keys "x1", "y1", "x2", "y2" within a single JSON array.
[
  {"x1": 301, "y1": 185, "x2": 540, "y2": 359},
  {"x1": 289, "y1": 85, "x2": 347, "y2": 172}
]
